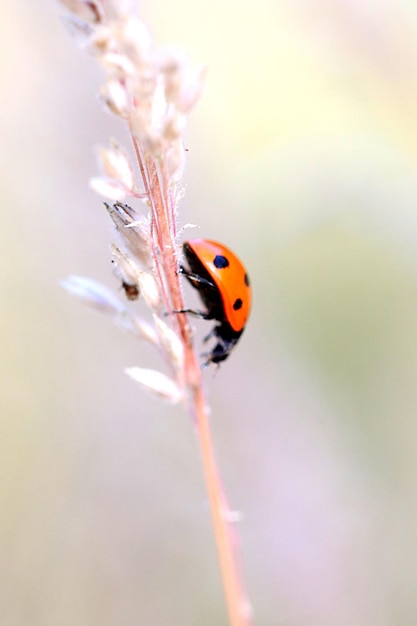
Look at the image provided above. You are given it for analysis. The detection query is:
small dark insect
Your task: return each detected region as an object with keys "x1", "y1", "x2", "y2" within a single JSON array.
[{"x1": 121, "y1": 281, "x2": 140, "y2": 301}]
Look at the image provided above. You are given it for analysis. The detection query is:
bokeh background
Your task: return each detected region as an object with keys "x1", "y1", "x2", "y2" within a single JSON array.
[{"x1": 2, "y1": 1, "x2": 417, "y2": 624}]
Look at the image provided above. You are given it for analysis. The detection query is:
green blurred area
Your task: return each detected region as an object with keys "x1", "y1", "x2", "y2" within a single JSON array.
[{"x1": 2, "y1": 1, "x2": 417, "y2": 625}]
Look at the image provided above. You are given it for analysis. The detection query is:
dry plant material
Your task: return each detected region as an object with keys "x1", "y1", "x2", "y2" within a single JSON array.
[{"x1": 59, "y1": 1, "x2": 252, "y2": 624}]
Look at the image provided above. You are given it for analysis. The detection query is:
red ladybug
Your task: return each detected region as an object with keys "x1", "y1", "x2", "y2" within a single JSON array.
[{"x1": 178, "y1": 239, "x2": 251, "y2": 364}]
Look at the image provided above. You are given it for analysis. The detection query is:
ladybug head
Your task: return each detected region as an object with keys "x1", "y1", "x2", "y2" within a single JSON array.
[{"x1": 202, "y1": 323, "x2": 243, "y2": 366}]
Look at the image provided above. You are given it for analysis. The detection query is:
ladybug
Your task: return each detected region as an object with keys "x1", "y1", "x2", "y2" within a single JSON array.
[{"x1": 178, "y1": 239, "x2": 251, "y2": 365}]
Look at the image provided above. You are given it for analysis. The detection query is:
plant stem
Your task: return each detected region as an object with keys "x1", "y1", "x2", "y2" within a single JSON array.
[
  {"x1": 131, "y1": 124, "x2": 252, "y2": 626},
  {"x1": 193, "y1": 385, "x2": 252, "y2": 626}
]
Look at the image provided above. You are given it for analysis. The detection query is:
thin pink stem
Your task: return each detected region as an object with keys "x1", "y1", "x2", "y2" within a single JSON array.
[
  {"x1": 193, "y1": 386, "x2": 252, "y2": 626},
  {"x1": 131, "y1": 133, "x2": 253, "y2": 624}
]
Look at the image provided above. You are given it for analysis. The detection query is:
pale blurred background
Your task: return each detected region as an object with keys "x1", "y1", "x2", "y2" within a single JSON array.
[{"x1": 2, "y1": 1, "x2": 417, "y2": 624}]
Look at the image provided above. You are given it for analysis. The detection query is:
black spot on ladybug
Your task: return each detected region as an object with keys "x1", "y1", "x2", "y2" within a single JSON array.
[
  {"x1": 244, "y1": 273, "x2": 250, "y2": 287},
  {"x1": 233, "y1": 298, "x2": 243, "y2": 311},
  {"x1": 213, "y1": 255, "x2": 229, "y2": 269}
]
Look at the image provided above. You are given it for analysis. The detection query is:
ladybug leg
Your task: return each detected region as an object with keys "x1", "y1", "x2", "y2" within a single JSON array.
[
  {"x1": 172, "y1": 308, "x2": 214, "y2": 320},
  {"x1": 201, "y1": 354, "x2": 221, "y2": 370},
  {"x1": 203, "y1": 326, "x2": 216, "y2": 342},
  {"x1": 178, "y1": 265, "x2": 217, "y2": 291},
  {"x1": 175, "y1": 265, "x2": 218, "y2": 320}
]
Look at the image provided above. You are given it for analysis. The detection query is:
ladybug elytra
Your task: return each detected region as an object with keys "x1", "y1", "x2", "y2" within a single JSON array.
[{"x1": 178, "y1": 238, "x2": 251, "y2": 365}]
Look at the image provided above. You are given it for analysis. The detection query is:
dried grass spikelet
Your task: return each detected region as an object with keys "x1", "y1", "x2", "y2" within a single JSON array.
[
  {"x1": 106, "y1": 201, "x2": 151, "y2": 267},
  {"x1": 90, "y1": 139, "x2": 137, "y2": 200},
  {"x1": 60, "y1": 0, "x2": 206, "y2": 402},
  {"x1": 125, "y1": 367, "x2": 182, "y2": 403},
  {"x1": 60, "y1": 274, "x2": 158, "y2": 342}
]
